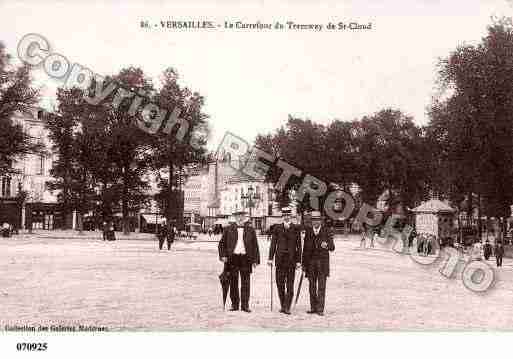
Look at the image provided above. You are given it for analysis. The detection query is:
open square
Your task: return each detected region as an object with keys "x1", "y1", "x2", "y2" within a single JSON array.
[{"x1": 1, "y1": 234, "x2": 512, "y2": 331}]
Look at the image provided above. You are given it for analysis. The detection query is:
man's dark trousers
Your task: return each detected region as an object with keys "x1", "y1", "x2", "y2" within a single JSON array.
[
  {"x1": 497, "y1": 255, "x2": 503, "y2": 267},
  {"x1": 166, "y1": 233, "x2": 174, "y2": 250},
  {"x1": 276, "y1": 254, "x2": 295, "y2": 311},
  {"x1": 229, "y1": 254, "x2": 251, "y2": 310},
  {"x1": 308, "y1": 259, "x2": 327, "y2": 313}
]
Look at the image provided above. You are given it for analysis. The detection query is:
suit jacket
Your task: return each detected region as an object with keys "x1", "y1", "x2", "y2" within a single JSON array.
[
  {"x1": 218, "y1": 223, "x2": 260, "y2": 271},
  {"x1": 268, "y1": 223, "x2": 302, "y2": 264},
  {"x1": 495, "y1": 244, "x2": 505, "y2": 257},
  {"x1": 302, "y1": 225, "x2": 335, "y2": 277},
  {"x1": 484, "y1": 243, "x2": 492, "y2": 256}
]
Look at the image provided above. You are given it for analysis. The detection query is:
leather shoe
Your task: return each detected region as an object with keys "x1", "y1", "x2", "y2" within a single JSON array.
[
  {"x1": 307, "y1": 310, "x2": 317, "y2": 314},
  {"x1": 284, "y1": 310, "x2": 291, "y2": 315},
  {"x1": 317, "y1": 311, "x2": 324, "y2": 316},
  {"x1": 242, "y1": 308, "x2": 251, "y2": 313},
  {"x1": 229, "y1": 307, "x2": 239, "y2": 311}
]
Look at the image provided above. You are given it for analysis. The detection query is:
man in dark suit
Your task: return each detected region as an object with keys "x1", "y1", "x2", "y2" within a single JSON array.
[
  {"x1": 267, "y1": 207, "x2": 302, "y2": 315},
  {"x1": 218, "y1": 211, "x2": 260, "y2": 312},
  {"x1": 483, "y1": 239, "x2": 492, "y2": 260},
  {"x1": 157, "y1": 220, "x2": 169, "y2": 250},
  {"x1": 495, "y1": 241, "x2": 504, "y2": 267},
  {"x1": 302, "y1": 211, "x2": 335, "y2": 316},
  {"x1": 102, "y1": 221, "x2": 108, "y2": 241}
]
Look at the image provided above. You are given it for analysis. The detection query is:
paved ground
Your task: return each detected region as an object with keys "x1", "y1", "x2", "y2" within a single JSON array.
[{"x1": 1, "y1": 233, "x2": 513, "y2": 331}]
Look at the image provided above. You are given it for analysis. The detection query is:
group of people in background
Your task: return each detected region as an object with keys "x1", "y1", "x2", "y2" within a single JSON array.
[
  {"x1": 218, "y1": 207, "x2": 335, "y2": 316},
  {"x1": 101, "y1": 221, "x2": 116, "y2": 241},
  {"x1": 156, "y1": 220, "x2": 176, "y2": 250},
  {"x1": 478, "y1": 239, "x2": 504, "y2": 267},
  {"x1": 357, "y1": 220, "x2": 508, "y2": 268},
  {"x1": 417, "y1": 235, "x2": 435, "y2": 256}
]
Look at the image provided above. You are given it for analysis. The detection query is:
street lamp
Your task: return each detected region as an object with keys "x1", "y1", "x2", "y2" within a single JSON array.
[{"x1": 241, "y1": 185, "x2": 261, "y2": 224}]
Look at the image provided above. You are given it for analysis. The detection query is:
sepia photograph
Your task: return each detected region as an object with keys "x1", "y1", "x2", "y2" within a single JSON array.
[{"x1": 1, "y1": 0, "x2": 513, "y2": 356}]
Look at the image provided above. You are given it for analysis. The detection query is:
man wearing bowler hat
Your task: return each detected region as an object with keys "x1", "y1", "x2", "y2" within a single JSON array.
[
  {"x1": 218, "y1": 210, "x2": 260, "y2": 312},
  {"x1": 268, "y1": 207, "x2": 302, "y2": 315},
  {"x1": 302, "y1": 211, "x2": 335, "y2": 316}
]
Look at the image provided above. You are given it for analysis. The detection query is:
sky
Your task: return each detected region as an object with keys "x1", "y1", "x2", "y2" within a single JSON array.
[{"x1": 1, "y1": 0, "x2": 512, "y2": 149}]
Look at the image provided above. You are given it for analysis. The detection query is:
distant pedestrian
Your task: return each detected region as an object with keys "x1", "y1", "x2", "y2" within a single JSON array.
[
  {"x1": 102, "y1": 221, "x2": 108, "y2": 241},
  {"x1": 168, "y1": 224, "x2": 175, "y2": 250},
  {"x1": 408, "y1": 229, "x2": 417, "y2": 247},
  {"x1": 370, "y1": 230, "x2": 376, "y2": 248},
  {"x1": 157, "y1": 220, "x2": 169, "y2": 250},
  {"x1": 495, "y1": 241, "x2": 504, "y2": 267},
  {"x1": 483, "y1": 239, "x2": 492, "y2": 260},
  {"x1": 417, "y1": 235, "x2": 425, "y2": 255},
  {"x1": 107, "y1": 221, "x2": 116, "y2": 241},
  {"x1": 360, "y1": 224, "x2": 367, "y2": 249},
  {"x1": 1, "y1": 222, "x2": 11, "y2": 238}
]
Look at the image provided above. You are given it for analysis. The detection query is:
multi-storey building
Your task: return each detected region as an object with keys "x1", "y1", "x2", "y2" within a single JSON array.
[
  {"x1": 1, "y1": 108, "x2": 283, "y2": 232},
  {"x1": 0, "y1": 108, "x2": 61, "y2": 229},
  {"x1": 182, "y1": 166, "x2": 209, "y2": 224},
  {"x1": 197, "y1": 151, "x2": 280, "y2": 231}
]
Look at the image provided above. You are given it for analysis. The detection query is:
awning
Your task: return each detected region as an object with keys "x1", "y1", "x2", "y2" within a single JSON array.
[{"x1": 141, "y1": 214, "x2": 166, "y2": 224}]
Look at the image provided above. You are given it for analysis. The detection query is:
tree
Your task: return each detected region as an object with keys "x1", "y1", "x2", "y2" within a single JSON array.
[
  {"x1": 0, "y1": 41, "x2": 40, "y2": 176},
  {"x1": 99, "y1": 67, "x2": 155, "y2": 234},
  {"x1": 255, "y1": 116, "x2": 329, "y2": 214},
  {"x1": 353, "y1": 109, "x2": 429, "y2": 209},
  {"x1": 151, "y1": 68, "x2": 210, "y2": 228},
  {"x1": 429, "y1": 17, "x2": 513, "y2": 233},
  {"x1": 45, "y1": 88, "x2": 104, "y2": 231},
  {"x1": 255, "y1": 110, "x2": 429, "y2": 218}
]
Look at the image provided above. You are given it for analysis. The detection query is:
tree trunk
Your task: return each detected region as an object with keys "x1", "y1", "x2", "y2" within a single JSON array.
[
  {"x1": 167, "y1": 158, "x2": 174, "y2": 225},
  {"x1": 122, "y1": 167, "x2": 130, "y2": 236},
  {"x1": 467, "y1": 191, "x2": 473, "y2": 226}
]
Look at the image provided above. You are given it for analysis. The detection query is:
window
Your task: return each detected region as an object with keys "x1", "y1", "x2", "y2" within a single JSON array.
[{"x1": 1, "y1": 177, "x2": 11, "y2": 197}]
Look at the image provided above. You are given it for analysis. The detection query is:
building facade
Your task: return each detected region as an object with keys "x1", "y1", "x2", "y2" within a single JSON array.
[{"x1": 0, "y1": 108, "x2": 62, "y2": 230}]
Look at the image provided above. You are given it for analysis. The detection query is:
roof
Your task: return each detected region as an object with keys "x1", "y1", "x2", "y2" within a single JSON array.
[
  {"x1": 226, "y1": 168, "x2": 265, "y2": 184},
  {"x1": 412, "y1": 199, "x2": 456, "y2": 213},
  {"x1": 141, "y1": 214, "x2": 166, "y2": 224}
]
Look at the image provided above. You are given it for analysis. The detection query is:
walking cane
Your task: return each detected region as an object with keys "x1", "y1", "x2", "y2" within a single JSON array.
[{"x1": 270, "y1": 263, "x2": 274, "y2": 312}]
